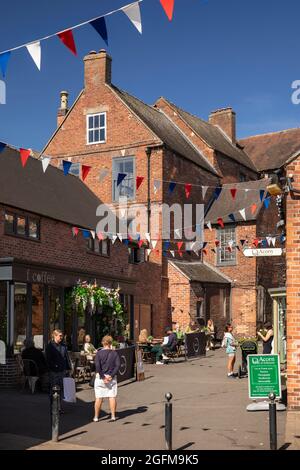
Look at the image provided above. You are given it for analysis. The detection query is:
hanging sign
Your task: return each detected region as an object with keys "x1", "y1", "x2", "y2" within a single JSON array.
[{"x1": 243, "y1": 248, "x2": 283, "y2": 257}]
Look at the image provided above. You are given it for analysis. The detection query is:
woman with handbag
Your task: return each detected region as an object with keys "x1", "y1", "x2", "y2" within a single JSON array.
[{"x1": 93, "y1": 335, "x2": 121, "y2": 422}]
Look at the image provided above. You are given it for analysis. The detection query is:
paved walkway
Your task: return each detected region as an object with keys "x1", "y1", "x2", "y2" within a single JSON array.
[{"x1": 0, "y1": 349, "x2": 288, "y2": 450}]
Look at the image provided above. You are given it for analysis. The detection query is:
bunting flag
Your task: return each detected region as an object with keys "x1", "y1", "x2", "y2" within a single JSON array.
[
  {"x1": 138, "y1": 239, "x2": 144, "y2": 248},
  {"x1": 214, "y1": 187, "x2": 222, "y2": 200},
  {"x1": 154, "y1": 179, "x2": 161, "y2": 194},
  {"x1": 81, "y1": 165, "x2": 91, "y2": 182},
  {"x1": 146, "y1": 248, "x2": 152, "y2": 257},
  {"x1": 82, "y1": 229, "x2": 91, "y2": 238},
  {"x1": 72, "y1": 227, "x2": 79, "y2": 237},
  {"x1": 122, "y1": 2, "x2": 142, "y2": 34},
  {"x1": 280, "y1": 234, "x2": 286, "y2": 244},
  {"x1": 145, "y1": 233, "x2": 151, "y2": 243},
  {"x1": 178, "y1": 251, "x2": 183, "y2": 258},
  {"x1": 264, "y1": 198, "x2": 270, "y2": 209},
  {"x1": 206, "y1": 221, "x2": 212, "y2": 231},
  {"x1": 0, "y1": 51, "x2": 11, "y2": 77},
  {"x1": 230, "y1": 188, "x2": 237, "y2": 199},
  {"x1": 20, "y1": 148, "x2": 31, "y2": 167},
  {"x1": 163, "y1": 241, "x2": 170, "y2": 251},
  {"x1": 136, "y1": 176, "x2": 144, "y2": 190},
  {"x1": 174, "y1": 228, "x2": 181, "y2": 238},
  {"x1": 151, "y1": 240, "x2": 158, "y2": 249},
  {"x1": 202, "y1": 186, "x2": 208, "y2": 200},
  {"x1": 211, "y1": 248, "x2": 216, "y2": 254},
  {"x1": 168, "y1": 182, "x2": 176, "y2": 194},
  {"x1": 112, "y1": 235, "x2": 118, "y2": 244},
  {"x1": 170, "y1": 250, "x2": 175, "y2": 257},
  {"x1": 117, "y1": 173, "x2": 127, "y2": 186},
  {"x1": 228, "y1": 240, "x2": 234, "y2": 249},
  {"x1": 261, "y1": 240, "x2": 267, "y2": 248},
  {"x1": 271, "y1": 237, "x2": 276, "y2": 247},
  {"x1": 26, "y1": 41, "x2": 41, "y2": 70},
  {"x1": 57, "y1": 30, "x2": 77, "y2": 56},
  {"x1": 97, "y1": 231, "x2": 104, "y2": 241},
  {"x1": 177, "y1": 241, "x2": 183, "y2": 251},
  {"x1": 99, "y1": 168, "x2": 109, "y2": 182},
  {"x1": 41, "y1": 157, "x2": 50, "y2": 173},
  {"x1": 202, "y1": 249, "x2": 207, "y2": 256},
  {"x1": 253, "y1": 238, "x2": 259, "y2": 247},
  {"x1": 240, "y1": 239, "x2": 246, "y2": 246},
  {"x1": 202, "y1": 242, "x2": 208, "y2": 249},
  {"x1": 228, "y1": 213, "x2": 236, "y2": 223},
  {"x1": 117, "y1": 233, "x2": 123, "y2": 242},
  {"x1": 215, "y1": 240, "x2": 220, "y2": 247},
  {"x1": 121, "y1": 149, "x2": 126, "y2": 157},
  {"x1": 185, "y1": 183, "x2": 192, "y2": 199},
  {"x1": 62, "y1": 160, "x2": 72, "y2": 176},
  {"x1": 251, "y1": 203, "x2": 257, "y2": 215},
  {"x1": 239, "y1": 208, "x2": 246, "y2": 221},
  {"x1": 90, "y1": 230, "x2": 95, "y2": 239},
  {"x1": 260, "y1": 190, "x2": 265, "y2": 202},
  {"x1": 123, "y1": 239, "x2": 130, "y2": 246},
  {"x1": 266, "y1": 236, "x2": 272, "y2": 247},
  {"x1": 236, "y1": 246, "x2": 241, "y2": 251},
  {"x1": 217, "y1": 217, "x2": 224, "y2": 228},
  {"x1": 160, "y1": 0, "x2": 175, "y2": 21},
  {"x1": 90, "y1": 17, "x2": 108, "y2": 45},
  {"x1": 0, "y1": 142, "x2": 6, "y2": 153}
]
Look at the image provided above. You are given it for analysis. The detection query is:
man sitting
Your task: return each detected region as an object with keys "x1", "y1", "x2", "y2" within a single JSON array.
[{"x1": 162, "y1": 327, "x2": 178, "y2": 360}]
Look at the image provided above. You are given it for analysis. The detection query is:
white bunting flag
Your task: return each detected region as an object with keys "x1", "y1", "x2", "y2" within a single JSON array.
[
  {"x1": 99, "y1": 168, "x2": 109, "y2": 182},
  {"x1": 154, "y1": 179, "x2": 161, "y2": 194},
  {"x1": 41, "y1": 157, "x2": 50, "y2": 173},
  {"x1": 206, "y1": 221, "x2": 212, "y2": 231},
  {"x1": 121, "y1": 149, "x2": 126, "y2": 157},
  {"x1": 239, "y1": 208, "x2": 246, "y2": 221},
  {"x1": 170, "y1": 250, "x2": 175, "y2": 258},
  {"x1": 185, "y1": 242, "x2": 193, "y2": 251},
  {"x1": 0, "y1": 80, "x2": 6, "y2": 105},
  {"x1": 145, "y1": 233, "x2": 151, "y2": 243},
  {"x1": 151, "y1": 240, "x2": 158, "y2": 249},
  {"x1": 90, "y1": 230, "x2": 95, "y2": 239},
  {"x1": 117, "y1": 233, "x2": 123, "y2": 242},
  {"x1": 174, "y1": 228, "x2": 181, "y2": 238},
  {"x1": 146, "y1": 249, "x2": 152, "y2": 257},
  {"x1": 228, "y1": 240, "x2": 234, "y2": 249},
  {"x1": 26, "y1": 41, "x2": 41, "y2": 70},
  {"x1": 202, "y1": 186, "x2": 208, "y2": 200},
  {"x1": 122, "y1": 2, "x2": 142, "y2": 34},
  {"x1": 271, "y1": 237, "x2": 276, "y2": 247},
  {"x1": 120, "y1": 209, "x2": 126, "y2": 219},
  {"x1": 112, "y1": 235, "x2": 118, "y2": 244},
  {"x1": 266, "y1": 236, "x2": 272, "y2": 247}
]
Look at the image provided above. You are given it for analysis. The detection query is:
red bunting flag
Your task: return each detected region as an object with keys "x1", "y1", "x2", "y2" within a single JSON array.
[
  {"x1": 177, "y1": 241, "x2": 183, "y2": 251},
  {"x1": 185, "y1": 183, "x2": 192, "y2": 199},
  {"x1": 57, "y1": 29, "x2": 77, "y2": 56},
  {"x1": 230, "y1": 188, "x2": 237, "y2": 199},
  {"x1": 251, "y1": 203, "x2": 257, "y2": 215},
  {"x1": 202, "y1": 249, "x2": 207, "y2": 256},
  {"x1": 253, "y1": 238, "x2": 260, "y2": 247},
  {"x1": 20, "y1": 148, "x2": 31, "y2": 167},
  {"x1": 72, "y1": 227, "x2": 79, "y2": 237},
  {"x1": 215, "y1": 240, "x2": 220, "y2": 247},
  {"x1": 178, "y1": 251, "x2": 183, "y2": 258},
  {"x1": 217, "y1": 218, "x2": 224, "y2": 229},
  {"x1": 97, "y1": 231, "x2": 104, "y2": 241},
  {"x1": 82, "y1": 165, "x2": 91, "y2": 181},
  {"x1": 160, "y1": 0, "x2": 174, "y2": 21},
  {"x1": 138, "y1": 239, "x2": 144, "y2": 248},
  {"x1": 136, "y1": 176, "x2": 144, "y2": 190}
]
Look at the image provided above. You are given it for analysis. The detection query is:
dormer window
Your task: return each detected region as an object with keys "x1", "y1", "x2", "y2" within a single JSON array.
[{"x1": 87, "y1": 113, "x2": 106, "y2": 144}]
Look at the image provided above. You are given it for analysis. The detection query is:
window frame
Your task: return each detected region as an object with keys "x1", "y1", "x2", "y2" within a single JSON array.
[
  {"x1": 216, "y1": 225, "x2": 237, "y2": 267},
  {"x1": 4, "y1": 211, "x2": 40, "y2": 241},
  {"x1": 128, "y1": 246, "x2": 145, "y2": 265},
  {"x1": 86, "y1": 112, "x2": 106, "y2": 145},
  {"x1": 86, "y1": 236, "x2": 110, "y2": 257},
  {"x1": 112, "y1": 156, "x2": 136, "y2": 202}
]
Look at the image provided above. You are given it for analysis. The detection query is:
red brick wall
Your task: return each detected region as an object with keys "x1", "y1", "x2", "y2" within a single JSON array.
[
  {"x1": 168, "y1": 262, "x2": 191, "y2": 329},
  {"x1": 286, "y1": 158, "x2": 300, "y2": 410}
]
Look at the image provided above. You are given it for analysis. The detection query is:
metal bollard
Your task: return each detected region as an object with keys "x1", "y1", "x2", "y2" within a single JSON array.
[
  {"x1": 165, "y1": 392, "x2": 173, "y2": 451},
  {"x1": 51, "y1": 385, "x2": 60, "y2": 442},
  {"x1": 269, "y1": 392, "x2": 277, "y2": 450}
]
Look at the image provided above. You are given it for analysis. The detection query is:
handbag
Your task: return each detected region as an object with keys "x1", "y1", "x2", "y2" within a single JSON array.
[{"x1": 63, "y1": 377, "x2": 76, "y2": 402}]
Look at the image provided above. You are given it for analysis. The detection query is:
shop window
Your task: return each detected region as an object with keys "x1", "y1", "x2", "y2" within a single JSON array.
[
  {"x1": 0, "y1": 282, "x2": 8, "y2": 347},
  {"x1": 217, "y1": 226, "x2": 236, "y2": 266},
  {"x1": 87, "y1": 237, "x2": 110, "y2": 256},
  {"x1": 4, "y1": 211, "x2": 40, "y2": 241},
  {"x1": 14, "y1": 283, "x2": 27, "y2": 353},
  {"x1": 128, "y1": 246, "x2": 145, "y2": 264},
  {"x1": 48, "y1": 287, "x2": 61, "y2": 339},
  {"x1": 32, "y1": 284, "x2": 44, "y2": 349}
]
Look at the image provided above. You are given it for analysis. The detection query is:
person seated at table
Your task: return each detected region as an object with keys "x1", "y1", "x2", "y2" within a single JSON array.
[
  {"x1": 174, "y1": 322, "x2": 185, "y2": 340},
  {"x1": 83, "y1": 335, "x2": 97, "y2": 355},
  {"x1": 185, "y1": 320, "x2": 199, "y2": 334},
  {"x1": 206, "y1": 319, "x2": 215, "y2": 351},
  {"x1": 22, "y1": 338, "x2": 48, "y2": 377},
  {"x1": 138, "y1": 329, "x2": 164, "y2": 365},
  {"x1": 162, "y1": 327, "x2": 178, "y2": 359}
]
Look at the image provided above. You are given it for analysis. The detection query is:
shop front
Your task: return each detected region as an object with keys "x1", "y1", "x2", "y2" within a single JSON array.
[
  {"x1": 0, "y1": 257, "x2": 135, "y2": 358},
  {"x1": 268, "y1": 287, "x2": 287, "y2": 367}
]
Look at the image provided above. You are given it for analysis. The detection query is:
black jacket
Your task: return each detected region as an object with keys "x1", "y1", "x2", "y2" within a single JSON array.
[
  {"x1": 95, "y1": 349, "x2": 121, "y2": 379},
  {"x1": 22, "y1": 347, "x2": 48, "y2": 376},
  {"x1": 45, "y1": 341, "x2": 71, "y2": 373}
]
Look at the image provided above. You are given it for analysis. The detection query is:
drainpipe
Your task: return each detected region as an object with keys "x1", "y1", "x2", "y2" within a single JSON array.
[{"x1": 146, "y1": 147, "x2": 152, "y2": 234}]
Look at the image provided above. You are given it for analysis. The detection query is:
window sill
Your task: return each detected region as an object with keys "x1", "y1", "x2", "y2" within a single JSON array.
[
  {"x1": 86, "y1": 250, "x2": 110, "y2": 258},
  {"x1": 4, "y1": 232, "x2": 41, "y2": 243},
  {"x1": 216, "y1": 262, "x2": 237, "y2": 268},
  {"x1": 86, "y1": 141, "x2": 106, "y2": 146}
]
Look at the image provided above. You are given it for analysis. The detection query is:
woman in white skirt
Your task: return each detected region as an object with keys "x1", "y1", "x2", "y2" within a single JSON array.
[{"x1": 93, "y1": 335, "x2": 121, "y2": 422}]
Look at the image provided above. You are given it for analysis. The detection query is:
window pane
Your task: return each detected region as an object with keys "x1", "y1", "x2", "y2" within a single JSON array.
[
  {"x1": 89, "y1": 130, "x2": 93, "y2": 143},
  {"x1": 14, "y1": 283, "x2": 27, "y2": 353},
  {"x1": 94, "y1": 114, "x2": 99, "y2": 128},
  {"x1": 29, "y1": 219, "x2": 39, "y2": 239},
  {"x1": 17, "y1": 216, "x2": 26, "y2": 236},
  {"x1": 88, "y1": 116, "x2": 93, "y2": 129},
  {"x1": 32, "y1": 284, "x2": 44, "y2": 349},
  {"x1": 101, "y1": 240, "x2": 108, "y2": 256},
  {"x1": 70, "y1": 163, "x2": 80, "y2": 177},
  {"x1": 94, "y1": 130, "x2": 100, "y2": 142},
  {"x1": 100, "y1": 128, "x2": 105, "y2": 142},
  {"x1": 125, "y1": 161, "x2": 133, "y2": 173},
  {"x1": 94, "y1": 239, "x2": 100, "y2": 253},
  {"x1": 4, "y1": 213, "x2": 14, "y2": 234},
  {"x1": 100, "y1": 113, "x2": 105, "y2": 127},
  {"x1": 112, "y1": 157, "x2": 135, "y2": 201}
]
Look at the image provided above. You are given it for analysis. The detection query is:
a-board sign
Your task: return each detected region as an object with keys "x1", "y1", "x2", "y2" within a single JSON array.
[{"x1": 248, "y1": 354, "x2": 281, "y2": 399}]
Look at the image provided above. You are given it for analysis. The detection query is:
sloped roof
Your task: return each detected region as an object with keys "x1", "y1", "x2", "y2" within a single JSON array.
[
  {"x1": 239, "y1": 128, "x2": 300, "y2": 171},
  {"x1": 156, "y1": 98, "x2": 257, "y2": 172},
  {"x1": 0, "y1": 145, "x2": 102, "y2": 230},
  {"x1": 170, "y1": 260, "x2": 231, "y2": 284},
  {"x1": 205, "y1": 178, "x2": 271, "y2": 224},
  {"x1": 111, "y1": 86, "x2": 219, "y2": 176}
]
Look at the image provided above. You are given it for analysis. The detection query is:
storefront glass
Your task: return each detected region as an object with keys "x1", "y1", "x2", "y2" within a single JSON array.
[
  {"x1": 48, "y1": 287, "x2": 61, "y2": 339},
  {"x1": 32, "y1": 284, "x2": 44, "y2": 349},
  {"x1": 0, "y1": 282, "x2": 8, "y2": 346},
  {"x1": 14, "y1": 283, "x2": 27, "y2": 352}
]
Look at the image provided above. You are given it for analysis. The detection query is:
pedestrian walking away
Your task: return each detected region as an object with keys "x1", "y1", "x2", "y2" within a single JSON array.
[
  {"x1": 223, "y1": 324, "x2": 238, "y2": 378},
  {"x1": 93, "y1": 335, "x2": 121, "y2": 422}
]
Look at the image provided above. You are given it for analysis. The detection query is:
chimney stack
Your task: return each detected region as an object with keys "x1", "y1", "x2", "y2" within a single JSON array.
[
  {"x1": 209, "y1": 107, "x2": 236, "y2": 144},
  {"x1": 84, "y1": 49, "x2": 112, "y2": 91},
  {"x1": 57, "y1": 90, "x2": 69, "y2": 127}
]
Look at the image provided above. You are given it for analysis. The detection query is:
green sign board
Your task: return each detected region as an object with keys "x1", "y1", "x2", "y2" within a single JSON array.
[{"x1": 248, "y1": 354, "x2": 281, "y2": 399}]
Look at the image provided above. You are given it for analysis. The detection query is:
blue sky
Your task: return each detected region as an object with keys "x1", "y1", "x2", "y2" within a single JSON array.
[{"x1": 1, "y1": 0, "x2": 300, "y2": 149}]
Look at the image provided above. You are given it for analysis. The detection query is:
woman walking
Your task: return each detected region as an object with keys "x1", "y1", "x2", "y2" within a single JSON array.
[
  {"x1": 224, "y1": 324, "x2": 238, "y2": 378},
  {"x1": 93, "y1": 335, "x2": 120, "y2": 422}
]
